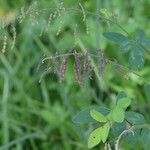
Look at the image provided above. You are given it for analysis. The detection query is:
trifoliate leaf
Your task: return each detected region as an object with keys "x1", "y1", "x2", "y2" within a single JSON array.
[
  {"x1": 88, "y1": 127, "x2": 102, "y2": 148},
  {"x1": 117, "y1": 97, "x2": 131, "y2": 109},
  {"x1": 111, "y1": 107, "x2": 125, "y2": 123},
  {"x1": 101, "y1": 122, "x2": 110, "y2": 143},
  {"x1": 90, "y1": 110, "x2": 107, "y2": 122}
]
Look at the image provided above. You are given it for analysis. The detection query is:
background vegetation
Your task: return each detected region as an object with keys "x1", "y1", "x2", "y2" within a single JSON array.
[{"x1": 0, "y1": 0, "x2": 150, "y2": 149}]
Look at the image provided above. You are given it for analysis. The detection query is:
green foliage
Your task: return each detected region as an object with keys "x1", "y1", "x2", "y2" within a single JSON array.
[
  {"x1": 103, "y1": 32, "x2": 128, "y2": 45},
  {"x1": 111, "y1": 107, "x2": 125, "y2": 123},
  {"x1": 141, "y1": 128, "x2": 150, "y2": 150},
  {"x1": 135, "y1": 30, "x2": 150, "y2": 49},
  {"x1": 101, "y1": 122, "x2": 110, "y2": 143},
  {"x1": 90, "y1": 110, "x2": 107, "y2": 122},
  {"x1": 0, "y1": 0, "x2": 150, "y2": 150},
  {"x1": 145, "y1": 84, "x2": 150, "y2": 103},
  {"x1": 73, "y1": 93, "x2": 132, "y2": 148},
  {"x1": 111, "y1": 97, "x2": 131, "y2": 123},
  {"x1": 72, "y1": 106, "x2": 109, "y2": 124},
  {"x1": 117, "y1": 97, "x2": 131, "y2": 109},
  {"x1": 125, "y1": 112, "x2": 146, "y2": 125},
  {"x1": 103, "y1": 30, "x2": 150, "y2": 70},
  {"x1": 88, "y1": 127, "x2": 102, "y2": 148},
  {"x1": 128, "y1": 43, "x2": 145, "y2": 70},
  {"x1": 88, "y1": 122, "x2": 110, "y2": 148}
]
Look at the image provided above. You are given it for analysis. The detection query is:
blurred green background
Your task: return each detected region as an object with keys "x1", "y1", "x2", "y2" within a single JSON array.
[{"x1": 0, "y1": 0, "x2": 150, "y2": 149}]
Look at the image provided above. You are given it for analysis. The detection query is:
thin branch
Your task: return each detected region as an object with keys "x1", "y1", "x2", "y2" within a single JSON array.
[{"x1": 115, "y1": 123, "x2": 150, "y2": 150}]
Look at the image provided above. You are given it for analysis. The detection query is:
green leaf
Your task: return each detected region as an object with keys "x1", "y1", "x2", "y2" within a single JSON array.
[
  {"x1": 101, "y1": 122, "x2": 110, "y2": 143},
  {"x1": 125, "y1": 111, "x2": 146, "y2": 125},
  {"x1": 103, "y1": 32, "x2": 128, "y2": 44},
  {"x1": 119, "y1": 39, "x2": 131, "y2": 53},
  {"x1": 88, "y1": 127, "x2": 102, "y2": 148},
  {"x1": 116, "y1": 92, "x2": 127, "y2": 103},
  {"x1": 145, "y1": 84, "x2": 150, "y2": 104},
  {"x1": 117, "y1": 97, "x2": 131, "y2": 109},
  {"x1": 111, "y1": 107, "x2": 125, "y2": 123},
  {"x1": 72, "y1": 106, "x2": 109, "y2": 124},
  {"x1": 135, "y1": 30, "x2": 150, "y2": 49},
  {"x1": 125, "y1": 129, "x2": 140, "y2": 145},
  {"x1": 129, "y1": 43, "x2": 145, "y2": 70},
  {"x1": 90, "y1": 110, "x2": 107, "y2": 123},
  {"x1": 141, "y1": 128, "x2": 150, "y2": 150},
  {"x1": 113, "y1": 122, "x2": 126, "y2": 136}
]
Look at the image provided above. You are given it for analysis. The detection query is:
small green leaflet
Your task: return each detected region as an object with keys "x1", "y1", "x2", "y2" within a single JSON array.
[
  {"x1": 116, "y1": 92, "x2": 127, "y2": 103},
  {"x1": 125, "y1": 111, "x2": 146, "y2": 125},
  {"x1": 101, "y1": 122, "x2": 110, "y2": 143},
  {"x1": 111, "y1": 106, "x2": 125, "y2": 123},
  {"x1": 103, "y1": 32, "x2": 128, "y2": 44},
  {"x1": 119, "y1": 40, "x2": 131, "y2": 53},
  {"x1": 111, "y1": 96, "x2": 131, "y2": 123},
  {"x1": 88, "y1": 127, "x2": 102, "y2": 148},
  {"x1": 90, "y1": 110, "x2": 107, "y2": 122},
  {"x1": 128, "y1": 43, "x2": 145, "y2": 70},
  {"x1": 135, "y1": 30, "x2": 150, "y2": 49},
  {"x1": 117, "y1": 97, "x2": 131, "y2": 109},
  {"x1": 88, "y1": 123, "x2": 111, "y2": 148},
  {"x1": 72, "y1": 106, "x2": 109, "y2": 124}
]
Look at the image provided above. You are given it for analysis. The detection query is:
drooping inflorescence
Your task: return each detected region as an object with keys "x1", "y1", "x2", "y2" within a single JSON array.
[{"x1": 37, "y1": 47, "x2": 130, "y2": 86}]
